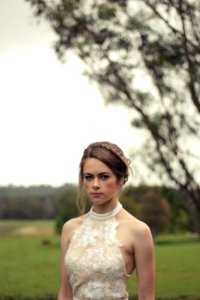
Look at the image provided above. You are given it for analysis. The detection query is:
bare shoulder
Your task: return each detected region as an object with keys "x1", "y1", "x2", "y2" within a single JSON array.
[
  {"x1": 62, "y1": 216, "x2": 81, "y2": 232},
  {"x1": 119, "y1": 209, "x2": 153, "y2": 242},
  {"x1": 61, "y1": 214, "x2": 87, "y2": 242}
]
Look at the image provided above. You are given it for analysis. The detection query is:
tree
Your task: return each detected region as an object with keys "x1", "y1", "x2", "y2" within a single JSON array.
[
  {"x1": 139, "y1": 190, "x2": 171, "y2": 238},
  {"x1": 55, "y1": 186, "x2": 78, "y2": 234},
  {"x1": 124, "y1": 184, "x2": 190, "y2": 233},
  {"x1": 121, "y1": 190, "x2": 171, "y2": 238},
  {"x1": 25, "y1": 0, "x2": 200, "y2": 234}
]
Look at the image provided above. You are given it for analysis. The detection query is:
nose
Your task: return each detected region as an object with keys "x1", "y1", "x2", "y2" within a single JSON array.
[{"x1": 92, "y1": 177, "x2": 100, "y2": 189}]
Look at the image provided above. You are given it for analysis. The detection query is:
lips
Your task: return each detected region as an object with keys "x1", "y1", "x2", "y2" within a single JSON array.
[{"x1": 90, "y1": 193, "x2": 102, "y2": 197}]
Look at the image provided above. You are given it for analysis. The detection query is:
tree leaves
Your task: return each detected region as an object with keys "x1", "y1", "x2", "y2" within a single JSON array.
[{"x1": 25, "y1": 0, "x2": 200, "y2": 234}]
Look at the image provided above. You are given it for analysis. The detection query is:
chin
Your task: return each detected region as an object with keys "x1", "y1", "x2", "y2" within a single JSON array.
[
  {"x1": 90, "y1": 197, "x2": 104, "y2": 203},
  {"x1": 90, "y1": 197, "x2": 113, "y2": 205},
  {"x1": 90, "y1": 198, "x2": 103, "y2": 203}
]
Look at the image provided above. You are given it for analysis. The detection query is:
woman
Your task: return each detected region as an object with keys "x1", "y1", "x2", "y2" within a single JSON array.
[{"x1": 57, "y1": 141, "x2": 155, "y2": 300}]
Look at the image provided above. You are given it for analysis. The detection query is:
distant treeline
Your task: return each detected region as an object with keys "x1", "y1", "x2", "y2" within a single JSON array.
[
  {"x1": 0, "y1": 184, "x2": 73, "y2": 219},
  {"x1": 0, "y1": 184, "x2": 192, "y2": 234}
]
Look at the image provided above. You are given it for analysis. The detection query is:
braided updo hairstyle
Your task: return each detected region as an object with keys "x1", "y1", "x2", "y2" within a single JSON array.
[{"x1": 77, "y1": 141, "x2": 131, "y2": 214}]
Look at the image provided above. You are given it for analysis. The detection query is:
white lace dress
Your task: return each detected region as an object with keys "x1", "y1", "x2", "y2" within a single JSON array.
[{"x1": 65, "y1": 203, "x2": 130, "y2": 300}]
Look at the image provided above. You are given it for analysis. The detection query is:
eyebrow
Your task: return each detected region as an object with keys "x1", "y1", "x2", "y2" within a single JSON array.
[{"x1": 83, "y1": 172, "x2": 110, "y2": 175}]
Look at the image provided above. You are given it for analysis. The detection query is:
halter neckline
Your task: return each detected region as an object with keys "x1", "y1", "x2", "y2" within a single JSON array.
[{"x1": 89, "y1": 202, "x2": 122, "y2": 220}]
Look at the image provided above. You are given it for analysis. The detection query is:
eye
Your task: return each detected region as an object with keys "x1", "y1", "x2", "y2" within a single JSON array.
[
  {"x1": 84, "y1": 175, "x2": 93, "y2": 181},
  {"x1": 99, "y1": 174, "x2": 109, "y2": 180}
]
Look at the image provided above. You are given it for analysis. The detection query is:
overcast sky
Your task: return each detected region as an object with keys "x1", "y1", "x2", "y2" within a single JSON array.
[{"x1": 0, "y1": 0, "x2": 145, "y2": 187}]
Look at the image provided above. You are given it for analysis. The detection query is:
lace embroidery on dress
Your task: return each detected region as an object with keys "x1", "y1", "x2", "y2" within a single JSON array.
[{"x1": 65, "y1": 212, "x2": 130, "y2": 300}]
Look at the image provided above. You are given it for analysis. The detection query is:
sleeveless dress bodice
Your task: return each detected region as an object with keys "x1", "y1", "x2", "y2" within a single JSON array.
[{"x1": 65, "y1": 204, "x2": 130, "y2": 300}]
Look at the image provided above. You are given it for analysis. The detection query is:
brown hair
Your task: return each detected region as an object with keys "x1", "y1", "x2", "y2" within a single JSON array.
[{"x1": 77, "y1": 141, "x2": 131, "y2": 214}]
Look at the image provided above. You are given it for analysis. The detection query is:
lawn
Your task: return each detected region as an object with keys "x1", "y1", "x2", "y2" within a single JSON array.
[
  {"x1": 0, "y1": 220, "x2": 199, "y2": 299},
  {"x1": 0, "y1": 220, "x2": 59, "y2": 296},
  {"x1": 128, "y1": 234, "x2": 200, "y2": 298}
]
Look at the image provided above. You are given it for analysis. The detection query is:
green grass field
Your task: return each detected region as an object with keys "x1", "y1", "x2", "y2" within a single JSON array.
[{"x1": 0, "y1": 220, "x2": 199, "y2": 299}]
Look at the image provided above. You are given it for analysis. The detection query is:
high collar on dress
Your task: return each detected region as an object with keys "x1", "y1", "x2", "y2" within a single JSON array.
[{"x1": 89, "y1": 202, "x2": 122, "y2": 220}]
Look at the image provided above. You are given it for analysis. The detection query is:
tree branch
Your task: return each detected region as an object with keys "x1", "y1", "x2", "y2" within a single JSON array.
[
  {"x1": 144, "y1": 0, "x2": 200, "y2": 52},
  {"x1": 178, "y1": 1, "x2": 200, "y2": 113}
]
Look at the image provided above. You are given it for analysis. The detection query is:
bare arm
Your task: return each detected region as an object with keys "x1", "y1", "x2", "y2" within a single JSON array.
[
  {"x1": 134, "y1": 223, "x2": 155, "y2": 300},
  {"x1": 57, "y1": 221, "x2": 73, "y2": 300}
]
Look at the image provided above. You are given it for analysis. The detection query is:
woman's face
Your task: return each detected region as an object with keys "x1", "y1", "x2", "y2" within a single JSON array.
[{"x1": 82, "y1": 158, "x2": 121, "y2": 205}]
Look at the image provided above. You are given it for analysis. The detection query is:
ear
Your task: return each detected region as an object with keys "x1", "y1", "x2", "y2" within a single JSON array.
[{"x1": 118, "y1": 178, "x2": 124, "y2": 188}]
